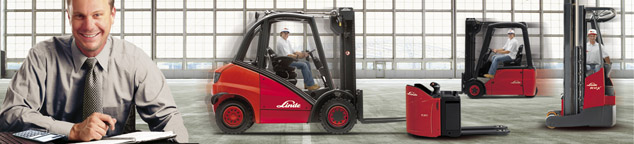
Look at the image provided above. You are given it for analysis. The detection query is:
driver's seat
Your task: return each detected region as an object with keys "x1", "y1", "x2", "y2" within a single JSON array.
[{"x1": 267, "y1": 47, "x2": 298, "y2": 85}]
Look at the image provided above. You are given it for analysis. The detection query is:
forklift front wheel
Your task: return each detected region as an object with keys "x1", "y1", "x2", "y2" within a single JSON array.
[
  {"x1": 320, "y1": 98, "x2": 357, "y2": 134},
  {"x1": 216, "y1": 100, "x2": 254, "y2": 134},
  {"x1": 466, "y1": 81, "x2": 485, "y2": 98}
]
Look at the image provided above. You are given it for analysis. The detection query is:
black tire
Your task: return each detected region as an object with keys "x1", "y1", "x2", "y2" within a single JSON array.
[
  {"x1": 215, "y1": 100, "x2": 254, "y2": 134},
  {"x1": 320, "y1": 98, "x2": 357, "y2": 134},
  {"x1": 465, "y1": 81, "x2": 485, "y2": 98}
]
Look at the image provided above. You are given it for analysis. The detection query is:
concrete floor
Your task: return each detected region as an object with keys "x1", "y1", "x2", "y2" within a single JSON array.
[{"x1": 0, "y1": 79, "x2": 632, "y2": 143}]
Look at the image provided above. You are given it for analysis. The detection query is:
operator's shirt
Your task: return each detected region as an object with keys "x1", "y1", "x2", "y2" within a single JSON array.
[
  {"x1": 586, "y1": 42, "x2": 609, "y2": 64},
  {"x1": 501, "y1": 38, "x2": 520, "y2": 59},
  {"x1": 0, "y1": 36, "x2": 189, "y2": 142},
  {"x1": 277, "y1": 37, "x2": 295, "y2": 56}
]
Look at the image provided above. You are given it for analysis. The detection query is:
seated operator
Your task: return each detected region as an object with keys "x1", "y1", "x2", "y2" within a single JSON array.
[
  {"x1": 276, "y1": 28, "x2": 320, "y2": 90},
  {"x1": 484, "y1": 29, "x2": 520, "y2": 78},
  {"x1": 585, "y1": 29, "x2": 611, "y2": 76},
  {"x1": 0, "y1": 0, "x2": 188, "y2": 142}
]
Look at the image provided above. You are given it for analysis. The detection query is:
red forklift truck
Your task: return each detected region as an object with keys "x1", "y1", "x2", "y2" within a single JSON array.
[
  {"x1": 545, "y1": 1, "x2": 616, "y2": 128},
  {"x1": 462, "y1": 19, "x2": 537, "y2": 98},
  {"x1": 207, "y1": 8, "x2": 407, "y2": 134}
]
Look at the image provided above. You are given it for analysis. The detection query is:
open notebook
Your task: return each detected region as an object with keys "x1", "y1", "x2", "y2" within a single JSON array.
[{"x1": 74, "y1": 131, "x2": 176, "y2": 144}]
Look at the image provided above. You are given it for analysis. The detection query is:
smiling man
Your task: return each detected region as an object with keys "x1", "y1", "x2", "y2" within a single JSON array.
[{"x1": 0, "y1": 0, "x2": 188, "y2": 142}]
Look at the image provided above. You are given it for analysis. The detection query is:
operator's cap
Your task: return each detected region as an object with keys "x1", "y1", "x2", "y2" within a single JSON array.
[
  {"x1": 507, "y1": 29, "x2": 515, "y2": 34},
  {"x1": 588, "y1": 29, "x2": 597, "y2": 35},
  {"x1": 281, "y1": 28, "x2": 290, "y2": 33}
]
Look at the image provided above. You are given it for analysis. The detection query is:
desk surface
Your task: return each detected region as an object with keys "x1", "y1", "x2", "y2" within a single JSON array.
[{"x1": 0, "y1": 132, "x2": 41, "y2": 144}]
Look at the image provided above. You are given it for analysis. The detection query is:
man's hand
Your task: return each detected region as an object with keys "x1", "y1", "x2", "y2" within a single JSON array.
[{"x1": 69, "y1": 113, "x2": 117, "y2": 142}]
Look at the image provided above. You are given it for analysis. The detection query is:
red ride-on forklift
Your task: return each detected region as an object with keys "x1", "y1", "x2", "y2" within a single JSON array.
[
  {"x1": 545, "y1": 1, "x2": 616, "y2": 128},
  {"x1": 207, "y1": 8, "x2": 407, "y2": 134},
  {"x1": 462, "y1": 19, "x2": 537, "y2": 98}
]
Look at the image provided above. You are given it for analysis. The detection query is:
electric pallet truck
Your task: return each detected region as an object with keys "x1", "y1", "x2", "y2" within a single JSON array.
[
  {"x1": 462, "y1": 19, "x2": 537, "y2": 98},
  {"x1": 545, "y1": 0, "x2": 616, "y2": 128},
  {"x1": 406, "y1": 82, "x2": 509, "y2": 137}
]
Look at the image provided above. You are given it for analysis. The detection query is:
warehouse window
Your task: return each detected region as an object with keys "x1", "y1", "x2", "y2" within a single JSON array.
[
  {"x1": 157, "y1": 11, "x2": 184, "y2": 33},
  {"x1": 396, "y1": 62, "x2": 421, "y2": 70},
  {"x1": 366, "y1": 36, "x2": 393, "y2": 58},
  {"x1": 157, "y1": 0, "x2": 183, "y2": 9},
  {"x1": 425, "y1": 12, "x2": 451, "y2": 34},
  {"x1": 366, "y1": 12, "x2": 393, "y2": 34},
  {"x1": 486, "y1": 12, "x2": 511, "y2": 22},
  {"x1": 247, "y1": 0, "x2": 274, "y2": 9},
  {"x1": 125, "y1": 12, "x2": 152, "y2": 33},
  {"x1": 543, "y1": 37, "x2": 564, "y2": 59},
  {"x1": 307, "y1": 0, "x2": 334, "y2": 9},
  {"x1": 395, "y1": 12, "x2": 423, "y2": 34},
  {"x1": 456, "y1": 0, "x2": 483, "y2": 10},
  {"x1": 485, "y1": 0, "x2": 511, "y2": 10},
  {"x1": 543, "y1": 13, "x2": 563, "y2": 35},
  {"x1": 156, "y1": 36, "x2": 184, "y2": 58},
  {"x1": 425, "y1": 36, "x2": 452, "y2": 58},
  {"x1": 277, "y1": 0, "x2": 303, "y2": 9},
  {"x1": 426, "y1": 62, "x2": 451, "y2": 70},
  {"x1": 602, "y1": 38, "x2": 622, "y2": 59},
  {"x1": 35, "y1": 12, "x2": 62, "y2": 34},
  {"x1": 395, "y1": 0, "x2": 421, "y2": 10},
  {"x1": 366, "y1": 0, "x2": 392, "y2": 9},
  {"x1": 626, "y1": 38, "x2": 634, "y2": 59},
  {"x1": 216, "y1": 11, "x2": 244, "y2": 33},
  {"x1": 395, "y1": 36, "x2": 423, "y2": 58},
  {"x1": 515, "y1": 0, "x2": 539, "y2": 11},
  {"x1": 543, "y1": 0, "x2": 564, "y2": 11},
  {"x1": 425, "y1": 0, "x2": 450, "y2": 10},
  {"x1": 217, "y1": 0, "x2": 243, "y2": 8},
  {"x1": 187, "y1": 36, "x2": 214, "y2": 58}
]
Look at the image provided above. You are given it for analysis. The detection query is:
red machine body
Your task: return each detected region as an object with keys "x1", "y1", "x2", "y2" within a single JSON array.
[
  {"x1": 406, "y1": 85, "x2": 441, "y2": 137},
  {"x1": 212, "y1": 64, "x2": 313, "y2": 124},
  {"x1": 558, "y1": 68, "x2": 616, "y2": 116},
  {"x1": 484, "y1": 69, "x2": 537, "y2": 96}
]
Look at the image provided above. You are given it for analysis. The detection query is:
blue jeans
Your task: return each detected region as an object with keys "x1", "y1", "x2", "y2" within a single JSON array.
[
  {"x1": 488, "y1": 55, "x2": 513, "y2": 75},
  {"x1": 586, "y1": 64, "x2": 601, "y2": 73},
  {"x1": 290, "y1": 61, "x2": 315, "y2": 86}
]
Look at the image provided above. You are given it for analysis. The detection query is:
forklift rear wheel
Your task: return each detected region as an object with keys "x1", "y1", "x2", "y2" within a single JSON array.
[
  {"x1": 216, "y1": 100, "x2": 254, "y2": 134},
  {"x1": 466, "y1": 81, "x2": 485, "y2": 98},
  {"x1": 546, "y1": 111, "x2": 558, "y2": 129},
  {"x1": 320, "y1": 98, "x2": 357, "y2": 134}
]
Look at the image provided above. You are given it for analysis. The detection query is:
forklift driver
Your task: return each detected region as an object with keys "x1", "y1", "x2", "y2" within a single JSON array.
[
  {"x1": 276, "y1": 28, "x2": 320, "y2": 90},
  {"x1": 586, "y1": 29, "x2": 611, "y2": 75},
  {"x1": 484, "y1": 29, "x2": 520, "y2": 78}
]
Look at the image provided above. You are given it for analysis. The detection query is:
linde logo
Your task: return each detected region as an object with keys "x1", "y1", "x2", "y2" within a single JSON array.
[
  {"x1": 587, "y1": 82, "x2": 602, "y2": 90},
  {"x1": 511, "y1": 80, "x2": 521, "y2": 85},
  {"x1": 276, "y1": 100, "x2": 301, "y2": 108},
  {"x1": 407, "y1": 91, "x2": 418, "y2": 96}
]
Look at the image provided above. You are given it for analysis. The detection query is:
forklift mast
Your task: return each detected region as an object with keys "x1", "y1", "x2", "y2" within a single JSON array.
[{"x1": 332, "y1": 8, "x2": 356, "y2": 93}]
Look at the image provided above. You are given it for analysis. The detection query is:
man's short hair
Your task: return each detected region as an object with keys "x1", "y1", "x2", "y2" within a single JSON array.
[{"x1": 66, "y1": 0, "x2": 115, "y2": 9}]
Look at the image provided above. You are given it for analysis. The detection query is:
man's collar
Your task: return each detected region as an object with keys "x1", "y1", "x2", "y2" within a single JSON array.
[{"x1": 71, "y1": 36, "x2": 112, "y2": 72}]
